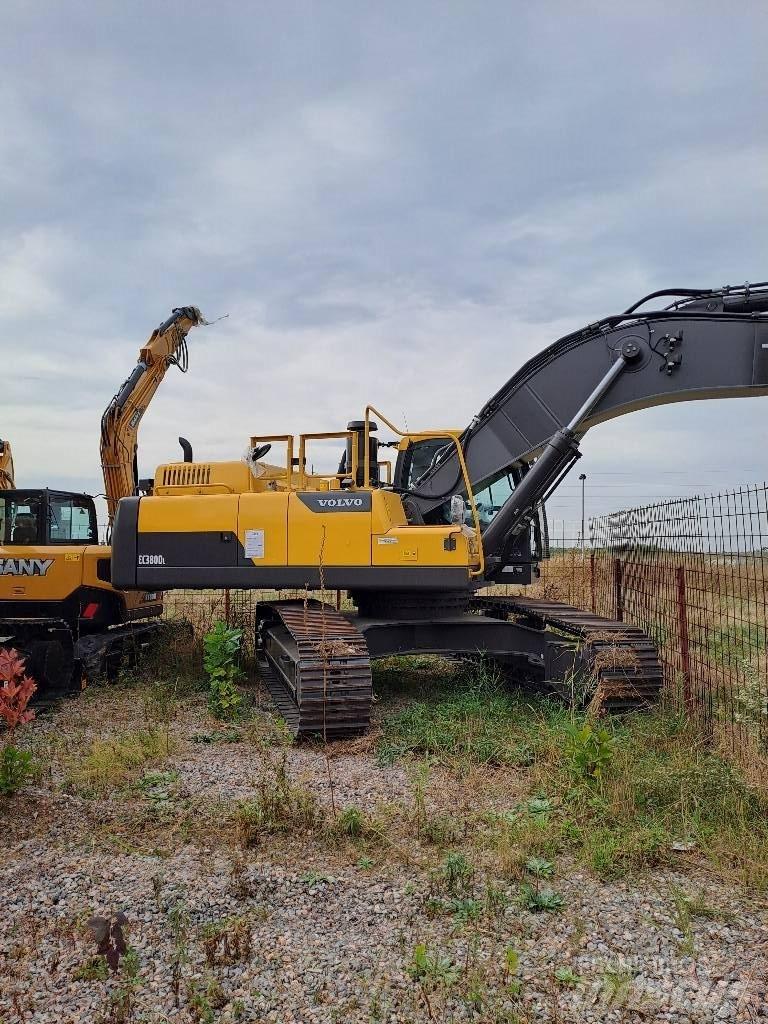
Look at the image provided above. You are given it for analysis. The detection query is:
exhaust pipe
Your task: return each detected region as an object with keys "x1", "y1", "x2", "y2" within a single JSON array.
[{"x1": 178, "y1": 437, "x2": 193, "y2": 463}]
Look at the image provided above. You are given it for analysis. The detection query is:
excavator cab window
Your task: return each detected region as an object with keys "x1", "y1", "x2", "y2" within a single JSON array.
[
  {"x1": 0, "y1": 489, "x2": 97, "y2": 546},
  {"x1": 47, "y1": 492, "x2": 97, "y2": 543},
  {"x1": 1, "y1": 492, "x2": 43, "y2": 545},
  {"x1": 403, "y1": 438, "x2": 453, "y2": 489},
  {"x1": 472, "y1": 473, "x2": 515, "y2": 529}
]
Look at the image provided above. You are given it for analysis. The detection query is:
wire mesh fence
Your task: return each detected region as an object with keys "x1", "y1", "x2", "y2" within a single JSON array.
[
  {"x1": 588, "y1": 484, "x2": 768, "y2": 750},
  {"x1": 527, "y1": 485, "x2": 768, "y2": 754}
]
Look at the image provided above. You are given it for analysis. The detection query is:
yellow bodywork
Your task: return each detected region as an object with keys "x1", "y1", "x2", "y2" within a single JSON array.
[
  {"x1": 0, "y1": 540, "x2": 152, "y2": 617},
  {"x1": 137, "y1": 460, "x2": 480, "y2": 574},
  {"x1": 0, "y1": 543, "x2": 108, "y2": 601}
]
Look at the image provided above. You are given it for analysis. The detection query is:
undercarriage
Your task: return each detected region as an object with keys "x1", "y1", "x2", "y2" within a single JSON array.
[{"x1": 256, "y1": 595, "x2": 663, "y2": 738}]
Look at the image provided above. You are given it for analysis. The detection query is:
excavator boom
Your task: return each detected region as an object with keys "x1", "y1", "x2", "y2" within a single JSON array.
[
  {"x1": 2, "y1": 304, "x2": 205, "y2": 701},
  {"x1": 100, "y1": 306, "x2": 205, "y2": 524},
  {"x1": 401, "y1": 283, "x2": 768, "y2": 578},
  {"x1": 0, "y1": 438, "x2": 14, "y2": 490}
]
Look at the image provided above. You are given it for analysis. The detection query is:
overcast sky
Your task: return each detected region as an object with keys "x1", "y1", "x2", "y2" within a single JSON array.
[{"x1": 3, "y1": 1, "x2": 767, "y2": 536}]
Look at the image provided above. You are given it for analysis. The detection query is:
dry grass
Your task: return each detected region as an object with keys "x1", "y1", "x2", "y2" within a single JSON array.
[
  {"x1": 315, "y1": 638, "x2": 356, "y2": 659},
  {"x1": 64, "y1": 729, "x2": 176, "y2": 797},
  {"x1": 583, "y1": 630, "x2": 640, "y2": 673}
]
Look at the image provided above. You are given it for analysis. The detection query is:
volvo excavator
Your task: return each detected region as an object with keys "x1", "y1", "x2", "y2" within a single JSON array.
[
  {"x1": 111, "y1": 282, "x2": 768, "y2": 736},
  {"x1": 0, "y1": 438, "x2": 15, "y2": 490},
  {"x1": 0, "y1": 307, "x2": 204, "y2": 698}
]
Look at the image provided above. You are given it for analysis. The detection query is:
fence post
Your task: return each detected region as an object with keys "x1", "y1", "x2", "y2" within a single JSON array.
[
  {"x1": 675, "y1": 566, "x2": 693, "y2": 715},
  {"x1": 224, "y1": 588, "x2": 231, "y2": 627},
  {"x1": 613, "y1": 557, "x2": 623, "y2": 622},
  {"x1": 590, "y1": 551, "x2": 596, "y2": 614}
]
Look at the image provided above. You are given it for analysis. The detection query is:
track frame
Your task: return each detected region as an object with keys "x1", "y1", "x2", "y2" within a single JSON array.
[{"x1": 257, "y1": 595, "x2": 663, "y2": 738}]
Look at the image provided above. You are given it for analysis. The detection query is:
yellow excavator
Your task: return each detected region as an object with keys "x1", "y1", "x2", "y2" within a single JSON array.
[
  {"x1": 0, "y1": 438, "x2": 14, "y2": 491},
  {"x1": 0, "y1": 307, "x2": 205, "y2": 697},
  {"x1": 111, "y1": 282, "x2": 768, "y2": 736}
]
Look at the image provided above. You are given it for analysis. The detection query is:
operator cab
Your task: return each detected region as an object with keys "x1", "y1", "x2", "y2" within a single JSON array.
[{"x1": 0, "y1": 489, "x2": 99, "y2": 546}]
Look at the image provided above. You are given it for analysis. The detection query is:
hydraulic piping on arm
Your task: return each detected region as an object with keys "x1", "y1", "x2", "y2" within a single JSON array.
[{"x1": 480, "y1": 342, "x2": 639, "y2": 575}]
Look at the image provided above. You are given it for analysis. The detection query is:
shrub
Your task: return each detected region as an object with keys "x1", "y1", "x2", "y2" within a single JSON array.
[
  {"x1": 0, "y1": 647, "x2": 37, "y2": 796},
  {"x1": 0, "y1": 746, "x2": 34, "y2": 796},
  {"x1": 203, "y1": 622, "x2": 244, "y2": 720}
]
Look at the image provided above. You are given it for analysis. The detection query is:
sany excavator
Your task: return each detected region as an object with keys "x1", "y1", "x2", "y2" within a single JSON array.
[
  {"x1": 112, "y1": 283, "x2": 768, "y2": 736},
  {"x1": 0, "y1": 307, "x2": 204, "y2": 697},
  {"x1": 0, "y1": 438, "x2": 14, "y2": 490}
]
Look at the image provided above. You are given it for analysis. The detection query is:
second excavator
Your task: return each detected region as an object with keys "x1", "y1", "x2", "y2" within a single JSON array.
[
  {"x1": 111, "y1": 282, "x2": 768, "y2": 736},
  {"x1": 0, "y1": 307, "x2": 205, "y2": 698}
]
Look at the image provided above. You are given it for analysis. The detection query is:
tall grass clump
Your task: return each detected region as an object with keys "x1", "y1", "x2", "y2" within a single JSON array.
[{"x1": 66, "y1": 730, "x2": 174, "y2": 797}]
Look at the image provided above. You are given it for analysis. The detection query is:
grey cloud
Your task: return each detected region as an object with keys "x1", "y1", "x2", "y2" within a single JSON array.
[{"x1": 1, "y1": 1, "x2": 767, "y2": 533}]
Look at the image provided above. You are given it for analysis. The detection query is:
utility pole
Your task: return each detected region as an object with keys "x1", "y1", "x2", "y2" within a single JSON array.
[{"x1": 579, "y1": 473, "x2": 587, "y2": 562}]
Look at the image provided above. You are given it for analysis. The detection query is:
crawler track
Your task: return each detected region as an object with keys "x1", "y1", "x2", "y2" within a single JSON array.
[
  {"x1": 257, "y1": 600, "x2": 373, "y2": 738},
  {"x1": 472, "y1": 595, "x2": 664, "y2": 712}
]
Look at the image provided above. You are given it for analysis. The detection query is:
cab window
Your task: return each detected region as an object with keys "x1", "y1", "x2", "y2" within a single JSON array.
[
  {"x1": 472, "y1": 472, "x2": 515, "y2": 529},
  {"x1": 48, "y1": 494, "x2": 96, "y2": 544},
  {"x1": 0, "y1": 495, "x2": 41, "y2": 545}
]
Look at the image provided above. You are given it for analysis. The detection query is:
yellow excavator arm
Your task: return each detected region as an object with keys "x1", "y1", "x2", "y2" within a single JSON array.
[
  {"x1": 0, "y1": 438, "x2": 14, "y2": 490},
  {"x1": 100, "y1": 306, "x2": 205, "y2": 525}
]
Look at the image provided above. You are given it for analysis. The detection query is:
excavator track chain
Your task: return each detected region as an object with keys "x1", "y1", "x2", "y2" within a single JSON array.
[
  {"x1": 0, "y1": 618, "x2": 78, "y2": 705},
  {"x1": 258, "y1": 600, "x2": 373, "y2": 738},
  {"x1": 472, "y1": 595, "x2": 663, "y2": 713},
  {"x1": 1, "y1": 617, "x2": 172, "y2": 710},
  {"x1": 74, "y1": 618, "x2": 168, "y2": 683}
]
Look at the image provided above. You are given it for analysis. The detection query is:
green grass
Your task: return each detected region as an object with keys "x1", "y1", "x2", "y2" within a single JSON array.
[
  {"x1": 377, "y1": 658, "x2": 558, "y2": 768},
  {"x1": 375, "y1": 659, "x2": 768, "y2": 886},
  {"x1": 706, "y1": 621, "x2": 767, "y2": 665}
]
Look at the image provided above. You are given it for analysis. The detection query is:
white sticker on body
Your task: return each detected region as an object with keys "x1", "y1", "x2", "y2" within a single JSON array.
[
  {"x1": 244, "y1": 529, "x2": 265, "y2": 559},
  {"x1": 377, "y1": 537, "x2": 398, "y2": 545}
]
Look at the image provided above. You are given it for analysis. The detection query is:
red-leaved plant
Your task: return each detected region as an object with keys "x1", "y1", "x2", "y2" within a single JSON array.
[
  {"x1": 0, "y1": 647, "x2": 37, "y2": 796},
  {"x1": 0, "y1": 648, "x2": 37, "y2": 735}
]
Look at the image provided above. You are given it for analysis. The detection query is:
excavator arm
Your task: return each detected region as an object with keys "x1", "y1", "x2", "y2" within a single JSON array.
[
  {"x1": 401, "y1": 283, "x2": 768, "y2": 582},
  {"x1": 0, "y1": 438, "x2": 14, "y2": 490},
  {"x1": 100, "y1": 306, "x2": 205, "y2": 524}
]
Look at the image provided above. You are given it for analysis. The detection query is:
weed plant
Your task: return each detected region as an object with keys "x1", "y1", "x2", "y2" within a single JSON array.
[
  {"x1": 235, "y1": 755, "x2": 322, "y2": 847},
  {"x1": 203, "y1": 622, "x2": 244, "y2": 720}
]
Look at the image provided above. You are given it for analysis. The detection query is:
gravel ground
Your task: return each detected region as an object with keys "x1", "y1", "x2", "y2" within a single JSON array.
[{"x1": 1, "y1": 683, "x2": 766, "y2": 1023}]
